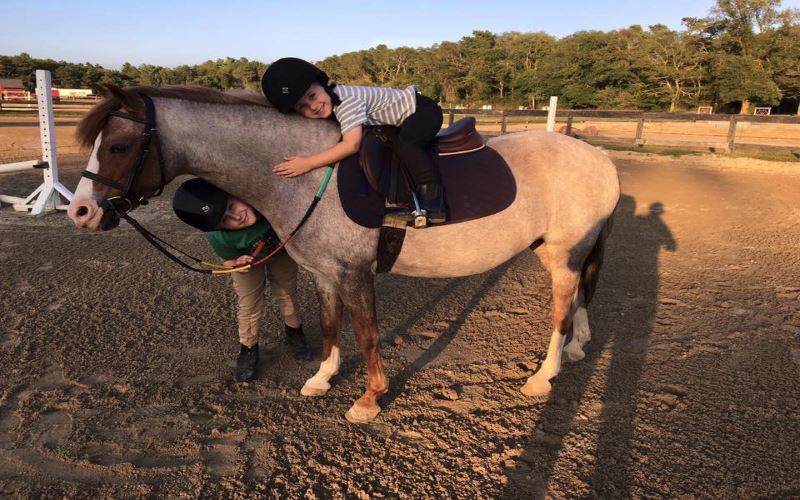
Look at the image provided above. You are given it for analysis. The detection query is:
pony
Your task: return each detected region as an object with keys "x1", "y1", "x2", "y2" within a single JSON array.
[{"x1": 67, "y1": 85, "x2": 619, "y2": 423}]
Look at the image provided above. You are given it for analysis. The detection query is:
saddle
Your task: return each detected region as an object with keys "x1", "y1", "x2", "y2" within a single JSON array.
[
  {"x1": 336, "y1": 117, "x2": 517, "y2": 272},
  {"x1": 359, "y1": 117, "x2": 486, "y2": 203}
]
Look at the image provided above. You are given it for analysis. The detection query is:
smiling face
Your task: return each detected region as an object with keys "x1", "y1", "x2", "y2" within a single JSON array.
[
  {"x1": 218, "y1": 198, "x2": 258, "y2": 231},
  {"x1": 293, "y1": 82, "x2": 333, "y2": 119}
]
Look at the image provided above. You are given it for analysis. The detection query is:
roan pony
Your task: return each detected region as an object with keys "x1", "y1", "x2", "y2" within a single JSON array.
[{"x1": 67, "y1": 86, "x2": 619, "y2": 423}]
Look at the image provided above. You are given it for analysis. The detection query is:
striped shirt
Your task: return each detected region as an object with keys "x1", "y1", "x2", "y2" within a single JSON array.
[{"x1": 332, "y1": 85, "x2": 417, "y2": 136}]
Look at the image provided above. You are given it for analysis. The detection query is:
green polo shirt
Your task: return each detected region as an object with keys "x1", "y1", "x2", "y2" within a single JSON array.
[{"x1": 206, "y1": 217, "x2": 272, "y2": 261}]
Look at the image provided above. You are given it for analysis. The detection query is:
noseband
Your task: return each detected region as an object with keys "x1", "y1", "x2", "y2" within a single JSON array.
[{"x1": 81, "y1": 94, "x2": 166, "y2": 214}]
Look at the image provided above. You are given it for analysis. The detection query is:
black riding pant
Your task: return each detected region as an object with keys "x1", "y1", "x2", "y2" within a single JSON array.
[{"x1": 393, "y1": 93, "x2": 443, "y2": 188}]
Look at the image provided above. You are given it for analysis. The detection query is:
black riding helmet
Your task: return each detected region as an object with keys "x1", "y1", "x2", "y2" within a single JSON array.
[
  {"x1": 261, "y1": 57, "x2": 330, "y2": 113},
  {"x1": 172, "y1": 178, "x2": 229, "y2": 232}
]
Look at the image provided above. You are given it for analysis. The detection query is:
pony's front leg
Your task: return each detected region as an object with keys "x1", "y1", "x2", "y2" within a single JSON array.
[
  {"x1": 301, "y1": 279, "x2": 343, "y2": 396},
  {"x1": 341, "y1": 273, "x2": 388, "y2": 424}
]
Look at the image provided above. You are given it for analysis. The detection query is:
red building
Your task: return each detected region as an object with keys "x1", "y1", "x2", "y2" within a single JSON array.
[{"x1": 0, "y1": 78, "x2": 28, "y2": 100}]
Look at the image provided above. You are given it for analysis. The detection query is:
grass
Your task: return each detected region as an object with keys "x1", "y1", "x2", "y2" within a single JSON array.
[
  {"x1": 585, "y1": 140, "x2": 800, "y2": 163},
  {"x1": 726, "y1": 149, "x2": 800, "y2": 163}
]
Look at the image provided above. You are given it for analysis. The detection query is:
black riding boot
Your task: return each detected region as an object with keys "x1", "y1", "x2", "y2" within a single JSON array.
[
  {"x1": 418, "y1": 183, "x2": 447, "y2": 224},
  {"x1": 285, "y1": 324, "x2": 312, "y2": 361},
  {"x1": 235, "y1": 343, "x2": 259, "y2": 382}
]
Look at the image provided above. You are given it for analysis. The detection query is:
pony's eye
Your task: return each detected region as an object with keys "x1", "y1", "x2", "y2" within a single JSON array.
[{"x1": 110, "y1": 144, "x2": 129, "y2": 154}]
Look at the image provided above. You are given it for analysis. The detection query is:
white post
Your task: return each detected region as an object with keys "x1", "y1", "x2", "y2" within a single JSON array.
[
  {"x1": 546, "y1": 96, "x2": 558, "y2": 132},
  {"x1": 0, "y1": 69, "x2": 73, "y2": 214}
]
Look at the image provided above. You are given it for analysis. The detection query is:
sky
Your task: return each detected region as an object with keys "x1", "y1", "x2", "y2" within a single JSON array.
[{"x1": 1, "y1": 0, "x2": 798, "y2": 69}]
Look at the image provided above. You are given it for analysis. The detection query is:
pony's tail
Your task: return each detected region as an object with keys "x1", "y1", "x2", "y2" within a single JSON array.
[{"x1": 580, "y1": 211, "x2": 615, "y2": 306}]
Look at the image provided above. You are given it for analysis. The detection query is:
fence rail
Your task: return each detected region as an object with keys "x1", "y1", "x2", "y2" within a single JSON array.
[
  {"x1": 2, "y1": 101, "x2": 798, "y2": 151},
  {"x1": 442, "y1": 108, "x2": 800, "y2": 152},
  {"x1": 0, "y1": 100, "x2": 96, "y2": 112}
]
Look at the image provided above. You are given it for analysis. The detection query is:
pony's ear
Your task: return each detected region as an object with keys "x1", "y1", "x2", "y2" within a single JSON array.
[
  {"x1": 104, "y1": 84, "x2": 141, "y2": 112},
  {"x1": 90, "y1": 83, "x2": 107, "y2": 98}
]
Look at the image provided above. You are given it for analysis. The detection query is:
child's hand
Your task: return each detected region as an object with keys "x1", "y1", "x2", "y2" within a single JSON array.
[
  {"x1": 233, "y1": 254, "x2": 253, "y2": 271},
  {"x1": 273, "y1": 156, "x2": 315, "y2": 177}
]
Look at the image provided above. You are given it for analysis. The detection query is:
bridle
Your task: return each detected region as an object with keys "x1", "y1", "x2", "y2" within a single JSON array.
[
  {"x1": 81, "y1": 93, "x2": 166, "y2": 215},
  {"x1": 80, "y1": 92, "x2": 334, "y2": 275}
]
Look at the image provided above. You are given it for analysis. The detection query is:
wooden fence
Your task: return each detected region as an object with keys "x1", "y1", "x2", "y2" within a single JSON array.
[
  {"x1": 2, "y1": 100, "x2": 798, "y2": 152},
  {"x1": 0, "y1": 100, "x2": 95, "y2": 113},
  {"x1": 442, "y1": 109, "x2": 800, "y2": 152}
]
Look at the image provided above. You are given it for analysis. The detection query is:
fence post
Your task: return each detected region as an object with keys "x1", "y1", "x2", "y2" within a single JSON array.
[
  {"x1": 500, "y1": 110, "x2": 507, "y2": 135},
  {"x1": 448, "y1": 111, "x2": 454, "y2": 126},
  {"x1": 546, "y1": 96, "x2": 558, "y2": 132},
  {"x1": 565, "y1": 112, "x2": 574, "y2": 135},
  {"x1": 726, "y1": 116, "x2": 738, "y2": 150},
  {"x1": 635, "y1": 115, "x2": 645, "y2": 144}
]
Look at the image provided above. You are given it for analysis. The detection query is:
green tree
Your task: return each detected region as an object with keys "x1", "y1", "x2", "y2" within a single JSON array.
[
  {"x1": 498, "y1": 32, "x2": 556, "y2": 107},
  {"x1": 644, "y1": 25, "x2": 707, "y2": 111},
  {"x1": 684, "y1": 0, "x2": 798, "y2": 112}
]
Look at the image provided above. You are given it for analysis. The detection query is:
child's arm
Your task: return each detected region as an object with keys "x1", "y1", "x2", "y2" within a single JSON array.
[{"x1": 273, "y1": 127, "x2": 362, "y2": 177}]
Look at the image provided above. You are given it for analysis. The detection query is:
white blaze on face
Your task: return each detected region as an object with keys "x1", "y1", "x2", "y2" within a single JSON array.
[
  {"x1": 73, "y1": 132, "x2": 103, "y2": 200},
  {"x1": 67, "y1": 132, "x2": 107, "y2": 230}
]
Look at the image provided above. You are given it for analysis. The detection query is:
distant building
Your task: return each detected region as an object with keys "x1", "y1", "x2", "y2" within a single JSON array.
[
  {"x1": 0, "y1": 78, "x2": 28, "y2": 100},
  {"x1": 53, "y1": 88, "x2": 94, "y2": 99}
]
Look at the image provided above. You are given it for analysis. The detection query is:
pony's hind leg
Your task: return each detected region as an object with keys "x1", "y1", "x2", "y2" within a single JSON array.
[
  {"x1": 301, "y1": 278, "x2": 343, "y2": 397},
  {"x1": 563, "y1": 292, "x2": 590, "y2": 362},
  {"x1": 521, "y1": 252, "x2": 580, "y2": 398},
  {"x1": 563, "y1": 219, "x2": 607, "y2": 362}
]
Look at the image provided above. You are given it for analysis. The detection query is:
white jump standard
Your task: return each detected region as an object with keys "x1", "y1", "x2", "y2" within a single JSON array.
[{"x1": 0, "y1": 69, "x2": 73, "y2": 215}]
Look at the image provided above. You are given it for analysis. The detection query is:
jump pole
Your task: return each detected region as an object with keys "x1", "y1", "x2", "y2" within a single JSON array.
[{"x1": 0, "y1": 69, "x2": 73, "y2": 215}]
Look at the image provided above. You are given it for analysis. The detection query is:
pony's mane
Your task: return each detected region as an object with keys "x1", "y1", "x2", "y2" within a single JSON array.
[{"x1": 77, "y1": 85, "x2": 271, "y2": 147}]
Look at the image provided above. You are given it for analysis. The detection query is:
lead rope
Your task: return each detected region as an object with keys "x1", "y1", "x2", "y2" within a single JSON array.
[{"x1": 120, "y1": 165, "x2": 335, "y2": 275}]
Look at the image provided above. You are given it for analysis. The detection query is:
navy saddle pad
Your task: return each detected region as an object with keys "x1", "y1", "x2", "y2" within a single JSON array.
[{"x1": 337, "y1": 146, "x2": 517, "y2": 229}]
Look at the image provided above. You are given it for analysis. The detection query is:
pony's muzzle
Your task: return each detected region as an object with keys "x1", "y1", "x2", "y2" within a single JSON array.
[{"x1": 67, "y1": 198, "x2": 106, "y2": 231}]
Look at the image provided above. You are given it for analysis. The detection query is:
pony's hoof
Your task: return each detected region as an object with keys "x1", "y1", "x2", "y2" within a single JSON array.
[
  {"x1": 563, "y1": 344, "x2": 586, "y2": 363},
  {"x1": 521, "y1": 378, "x2": 552, "y2": 399},
  {"x1": 300, "y1": 381, "x2": 330, "y2": 397},
  {"x1": 345, "y1": 403, "x2": 381, "y2": 424}
]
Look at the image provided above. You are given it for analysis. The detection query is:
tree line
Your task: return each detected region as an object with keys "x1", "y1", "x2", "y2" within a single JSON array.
[{"x1": 1, "y1": 0, "x2": 798, "y2": 114}]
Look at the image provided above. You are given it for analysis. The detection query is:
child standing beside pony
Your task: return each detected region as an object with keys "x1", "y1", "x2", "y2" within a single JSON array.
[{"x1": 172, "y1": 178, "x2": 312, "y2": 382}]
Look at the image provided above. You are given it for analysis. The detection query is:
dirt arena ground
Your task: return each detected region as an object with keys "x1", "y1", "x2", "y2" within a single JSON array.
[{"x1": 1, "y1": 144, "x2": 799, "y2": 497}]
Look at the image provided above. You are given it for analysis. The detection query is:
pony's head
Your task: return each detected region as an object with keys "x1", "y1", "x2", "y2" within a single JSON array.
[
  {"x1": 68, "y1": 85, "x2": 165, "y2": 231},
  {"x1": 68, "y1": 85, "x2": 272, "y2": 231}
]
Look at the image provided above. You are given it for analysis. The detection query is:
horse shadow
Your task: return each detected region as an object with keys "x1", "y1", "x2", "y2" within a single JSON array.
[{"x1": 501, "y1": 194, "x2": 676, "y2": 498}]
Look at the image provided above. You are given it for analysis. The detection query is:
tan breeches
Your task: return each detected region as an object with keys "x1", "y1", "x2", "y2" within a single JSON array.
[{"x1": 230, "y1": 251, "x2": 300, "y2": 348}]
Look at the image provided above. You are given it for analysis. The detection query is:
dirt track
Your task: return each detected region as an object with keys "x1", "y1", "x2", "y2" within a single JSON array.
[{"x1": 1, "y1": 151, "x2": 799, "y2": 498}]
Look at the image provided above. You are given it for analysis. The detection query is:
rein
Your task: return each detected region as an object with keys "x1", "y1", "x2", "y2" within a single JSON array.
[
  {"x1": 86, "y1": 92, "x2": 335, "y2": 274},
  {"x1": 121, "y1": 165, "x2": 334, "y2": 275}
]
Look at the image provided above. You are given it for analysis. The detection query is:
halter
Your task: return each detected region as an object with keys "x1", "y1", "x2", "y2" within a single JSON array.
[{"x1": 81, "y1": 94, "x2": 166, "y2": 214}]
